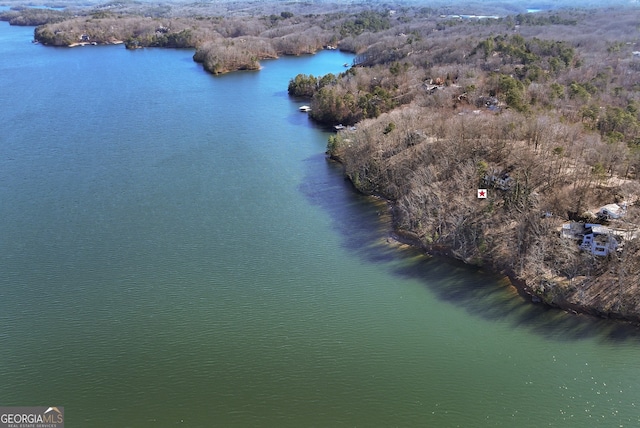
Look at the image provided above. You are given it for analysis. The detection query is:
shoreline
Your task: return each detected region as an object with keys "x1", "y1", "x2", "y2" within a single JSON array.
[
  {"x1": 351, "y1": 171, "x2": 640, "y2": 327},
  {"x1": 390, "y1": 212, "x2": 640, "y2": 326},
  {"x1": 64, "y1": 40, "x2": 123, "y2": 47}
]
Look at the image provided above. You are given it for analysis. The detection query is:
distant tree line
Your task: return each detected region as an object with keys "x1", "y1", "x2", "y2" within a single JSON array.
[
  {"x1": 0, "y1": 7, "x2": 69, "y2": 26},
  {"x1": 7, "y1": 3, "x2": 398, "y2": 74}
]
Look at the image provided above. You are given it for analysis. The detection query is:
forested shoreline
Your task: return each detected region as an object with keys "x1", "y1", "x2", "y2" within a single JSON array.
[
  {"x1": 2, "y1": 2, "x2": 394, "y2": 73},
  {"x1": 302, "y1": 6, "x2": 640, "y2": 323},
  {"x1": 5, "y1": 1, "x2": 640, "y2": 323}
]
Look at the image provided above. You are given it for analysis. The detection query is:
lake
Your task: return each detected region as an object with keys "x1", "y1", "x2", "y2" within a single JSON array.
[{"x1": 1, "y1": 21, "x2": 640, "y2": 427}]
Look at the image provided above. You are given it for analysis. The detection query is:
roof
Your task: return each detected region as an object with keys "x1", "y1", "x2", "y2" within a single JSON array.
[
  {"x1": 585, "y1": 223, "x2": 610, "y2": 235},
  {"x1": 597, "y1": 203, "x2": 626, "y2": 218}
]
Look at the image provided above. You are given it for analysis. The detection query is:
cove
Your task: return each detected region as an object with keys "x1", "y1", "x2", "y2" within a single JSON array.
[{"x1": 1, "y1": 21, "x2": 640, "y2": 427}]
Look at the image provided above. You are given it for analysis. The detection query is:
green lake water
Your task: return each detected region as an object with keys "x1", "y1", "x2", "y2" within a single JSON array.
[{"x1": 1, "y1": 21, "x2": 640, "y2": 427}]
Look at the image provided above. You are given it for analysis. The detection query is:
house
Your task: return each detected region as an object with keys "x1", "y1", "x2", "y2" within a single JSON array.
[
  {"x1": 476, "y1": 95, "x2": 500, "y2": 109},
  {"x1": 596, "y1": 203, "x2": 626, "y2": 220},
  {"x1": 424, "y1": 79, "x2": 445, "y2": 94},
  {"x1": 483, "y1": 169, "x2": 514, "y2": 191},
  {"x1": 579, "y1": 223, "x2": 619, "y2": 256},
  {"x1": 561, "y1": 222, "x2": 626, "y2": 256}
]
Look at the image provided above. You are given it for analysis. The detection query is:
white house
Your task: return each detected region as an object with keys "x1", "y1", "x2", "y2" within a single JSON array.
[
  {"x1": 561, "y1": 222, "x2": 622, "y2": 257},
  {"x1": 579, "y1": 223, "x2": 619, "y2": 256},
  {"x1": 596, "y1": 203, "x2": 627, "y2": 220}
]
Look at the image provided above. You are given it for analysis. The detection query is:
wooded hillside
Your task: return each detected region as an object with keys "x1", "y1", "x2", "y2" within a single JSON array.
[{"x1": 312, "y1": 7, "x2": 640, "y2": 322}]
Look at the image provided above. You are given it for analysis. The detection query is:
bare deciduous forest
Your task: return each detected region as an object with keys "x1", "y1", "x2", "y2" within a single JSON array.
[
  {"x1": 4, "y1": 0, "x2": 640, "y2": 321},
  {"x1": 318, "y1": 6, "x2": 640, "y2": 322}
]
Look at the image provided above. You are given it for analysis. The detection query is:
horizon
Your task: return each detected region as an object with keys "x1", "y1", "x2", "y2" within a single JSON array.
[{"x1": 1, "y1": 0, "x2": 639, "y2": 16}]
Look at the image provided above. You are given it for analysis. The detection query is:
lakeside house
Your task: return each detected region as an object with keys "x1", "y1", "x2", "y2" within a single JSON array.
[
  {"x1": 561, "y1": 218, "x2": 638, "y2": 257},
  {"x1": 561, "y1": 222, "x2": 619, "y2": 256},
  {"x1": 596, "y1": 203, "x2": 626, "y2": 220},
  {"x1": 579, "y1": 224, "x2": 619, "y2": 256}
]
